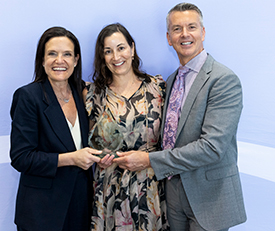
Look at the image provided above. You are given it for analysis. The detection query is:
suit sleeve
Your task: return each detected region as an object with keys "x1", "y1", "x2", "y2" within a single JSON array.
[
  {"x1": 10, "y1": 87, "x2": 58, "y2": 177},
  {"x1": 149, "y1": 68, "x2": 243, "y2": 180}
]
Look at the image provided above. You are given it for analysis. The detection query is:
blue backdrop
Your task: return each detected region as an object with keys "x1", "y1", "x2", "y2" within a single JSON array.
[
  {"x1": 1, "y1": 0, "x2": 275, "y2": 148},
  {"x1": 0, "y1": 1, "x2": 275, "y2": 230}
]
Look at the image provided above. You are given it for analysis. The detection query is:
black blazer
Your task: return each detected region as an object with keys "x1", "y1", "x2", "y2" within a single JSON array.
[{"x1": 10, "y1": 78, "x2": 91, "y2": 231}]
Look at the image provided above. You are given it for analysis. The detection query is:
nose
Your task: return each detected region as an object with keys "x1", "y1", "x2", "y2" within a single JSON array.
[
  {"x1": 180, "y1": 27, "x2": 188, "y2": 37},
  {"x1": 55, "y1": 54, "x2": 63, "y2": 63},
  {"x1": 113, "y1": 50, "x2": 120, "y2": 60}
]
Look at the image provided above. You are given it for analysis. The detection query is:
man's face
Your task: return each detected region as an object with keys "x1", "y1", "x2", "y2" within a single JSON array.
[{"x1": 167, "y1": 10, "x2": 205, "y2": 66}]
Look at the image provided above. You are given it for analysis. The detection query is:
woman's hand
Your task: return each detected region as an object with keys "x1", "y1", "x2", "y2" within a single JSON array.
[
  {"x1": 97, "y1": 154, "x2": 115, "y2": 169},
  {"x1": 58, "y1": 147, "x2": 102, "y2": 170},
  {"x1": 72, "y1": 147, "x2": 102, "y2": 170}
]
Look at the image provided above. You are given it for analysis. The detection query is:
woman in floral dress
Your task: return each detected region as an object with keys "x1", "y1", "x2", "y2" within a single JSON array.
[{"x1": 86, "y1": 23, "x2": 169, "y2": 231}]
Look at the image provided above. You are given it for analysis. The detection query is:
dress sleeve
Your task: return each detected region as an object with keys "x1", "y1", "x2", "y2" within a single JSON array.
[
  {"x1": 152, "y1": 74, "x2": 166, "y2": 106},
  {"x1": 85, "y1": 83, "x2": 104, "y2": 122},
  {"x1": 85, "y1": 83, "x2": 96, "y2": 118}
]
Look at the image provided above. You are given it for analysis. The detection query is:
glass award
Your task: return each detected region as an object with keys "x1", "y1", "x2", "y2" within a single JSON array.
[{"x1": 88, "y1": 109, "x2": 125, "y2": 158}]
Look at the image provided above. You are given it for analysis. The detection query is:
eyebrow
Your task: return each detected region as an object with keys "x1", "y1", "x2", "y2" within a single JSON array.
[
  {"x1": 46, "y1": 49, "x2": 73, "y2": 53},
  {"x1": 188, "y1": 22, "x2": 199, "y2": 26},
  {"x1": 171, "y1": 22, "x2": 198, "y2": 27},
  {"x1": 104, "y1": 43, "x2": 125, "y2": 50},
  {"x1": 117, "y1": 43, "x2": 124, "y2": 47}
]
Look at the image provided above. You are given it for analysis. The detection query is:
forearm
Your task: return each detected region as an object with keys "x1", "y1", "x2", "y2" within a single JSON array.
[
  {"x1": 58, "y1": 148, "x2": 101, "y2": 170},
  {"x1": 58, "y1": 152, "x2": 75, "y2": 167}
]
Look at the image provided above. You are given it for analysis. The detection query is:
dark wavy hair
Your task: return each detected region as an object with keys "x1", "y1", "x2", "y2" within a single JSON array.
[
  {"x1": 92, "y1": 23, "x2": 150, "y2": 94},
  {"x1": 33, "y1": 26, "x2": 83, "y2": 96}
]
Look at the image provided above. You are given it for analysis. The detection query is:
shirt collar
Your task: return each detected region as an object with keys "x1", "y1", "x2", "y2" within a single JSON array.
[{"x1": 180, "y1": 49, "x2": 207, "y2": 73}]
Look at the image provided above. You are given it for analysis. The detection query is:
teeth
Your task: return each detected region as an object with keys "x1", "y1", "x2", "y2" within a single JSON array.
[
  {"x1": 114, "y1": 61, "x2": 124, "y2": 66},
  {"x1": 53, "y1": 67, "x2": 66, "y2": 71},
  {"x1": 181, "y1": 42, "x2": 192, "y2": 45}
]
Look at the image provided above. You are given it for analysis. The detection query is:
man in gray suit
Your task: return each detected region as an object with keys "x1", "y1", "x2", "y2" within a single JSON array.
[{"x1": 114, "y1": 3, "x2": 247, "y2": 231}]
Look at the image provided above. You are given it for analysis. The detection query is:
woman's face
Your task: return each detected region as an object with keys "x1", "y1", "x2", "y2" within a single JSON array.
[
  {"x1": 43, "y1": 36, "x2": 79, "y2": 85},
  {"x1": 103, "y1": 32, "x2": 134, "y2": 78}
]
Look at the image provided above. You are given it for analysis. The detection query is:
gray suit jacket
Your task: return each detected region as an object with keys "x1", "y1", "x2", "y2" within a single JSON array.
[{"x1": 150, "y1": 54, "x2": 247, "y2": 230}]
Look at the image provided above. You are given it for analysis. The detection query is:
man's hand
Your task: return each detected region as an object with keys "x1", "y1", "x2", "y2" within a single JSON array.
[{"x1": 113, "y1": 150, "x2": 151, "y2": 171}]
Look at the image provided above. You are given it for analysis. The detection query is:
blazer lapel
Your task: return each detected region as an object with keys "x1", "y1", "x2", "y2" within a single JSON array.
[
  {"x1": 175, "y1": 55, "x2": 213, "y2": 140},
  {"x1": 73, "y1": 86, "x2": 89, "y2": 148},
  {"x1": 42, "y1": 79, "x2": 76, "y2": 152}
]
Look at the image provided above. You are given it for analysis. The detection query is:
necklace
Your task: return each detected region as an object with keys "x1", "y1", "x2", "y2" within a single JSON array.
[
  {"x1": 57, "y1": 94, "x2": 72, "y2": 103},
  {"x1": 56, "y1": 85, "x2": 72, "y2": 103}
]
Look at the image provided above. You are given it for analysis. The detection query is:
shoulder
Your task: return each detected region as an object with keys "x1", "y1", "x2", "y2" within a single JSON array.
[
  {"x1": 85, "y1": 82, "x2": 105, "y2": 117},
  {"x1": 14, "y1": 81, "x2": 40, "y2": 93},
  {"x1": 203, "y1": 55, "x2": 242, "y2": 97},
  {"x1": 85, "y1": 82, "x2": 98, "y2": 101},
  {"x1": 85, "y1": 81, "x2": 95, "y2": 92},
  {"x1": 205, "y1": 54, "x2": 237, "y2": 77},
  {"x1": 201, "y1": 54, "x2": 241, "y2": 86},
  {"x1": 12, "y1": 82, "x2": 42, "y2": 102},
  {"x1": 144, "y1": 74, "x2": 166, "y2": 99},
  {"x1": 11, "y1": 82, "x2": 41, "y2": 118},
  {"x1": 149, "y1": 74, "x2": 165, "y2": 84},
  {"x1": 147, "y1": 74, "x2": 166, "y2": 89}
]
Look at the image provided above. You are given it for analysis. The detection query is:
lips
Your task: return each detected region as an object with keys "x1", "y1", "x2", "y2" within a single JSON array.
[
  {"x1": 181, "y1": 42, "x2": 192, "y2": 45},
  {"x1": 114, "y1": 61, "x2": 124, "y2": 67},
  {"x1": 53, "y1": 67, "x2": 67, "y2": 71}
]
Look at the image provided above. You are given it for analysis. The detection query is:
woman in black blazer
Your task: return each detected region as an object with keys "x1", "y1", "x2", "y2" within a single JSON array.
[{"x1": 10, "y1": 27, "x2": 102, "y2": 231}]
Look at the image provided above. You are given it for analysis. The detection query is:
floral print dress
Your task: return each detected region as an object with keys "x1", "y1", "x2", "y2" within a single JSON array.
[{"x1": 86, "y1": 75, "x2": 169, "y2": 231}]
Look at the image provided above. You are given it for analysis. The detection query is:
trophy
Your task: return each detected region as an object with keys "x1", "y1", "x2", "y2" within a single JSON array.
[{"x1": 88, "y1": 109, "x2": 125, "y2": 158}]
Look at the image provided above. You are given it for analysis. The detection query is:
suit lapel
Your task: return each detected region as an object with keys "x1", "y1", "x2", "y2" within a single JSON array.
[
  {"x1": 73, "y1": 86, "x2": 89, "y2": 148},
  {"x1": 42, "y1": 79, "x2": 76, "y2": 152},
  {"x1": 175, "y1": 55, "x2": 213, "y2": 140}
]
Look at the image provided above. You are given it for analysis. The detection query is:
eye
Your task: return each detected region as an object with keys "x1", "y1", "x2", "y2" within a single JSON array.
[
  {"x1": 104, "y1": 50, "x2": 111, "y2": 55},
  {"x1": 64, "y1": 52, "x2": 72, "y2": 57},
  {"x1": 48, "y1": 51, "x2": 57, "y2": 56},
  {"x1": 173, "y1": 27, "x2": 182, "y2": 33},
  {"x1": 118, "y1": 46, "x2": 125, "y2": 51}
]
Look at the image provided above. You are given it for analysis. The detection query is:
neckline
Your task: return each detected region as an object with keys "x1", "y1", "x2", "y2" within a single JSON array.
[
  {"x1": 107, "y1": 81, "x2": 144, "y2": 100},
  {"x1": 66, "y1": 112, "x2": 78, "y2": 128}
]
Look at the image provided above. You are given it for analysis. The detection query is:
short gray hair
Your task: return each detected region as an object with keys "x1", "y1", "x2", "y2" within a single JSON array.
[{"x1": 166, "y1": 3, "x2": 204, "y2": 31}]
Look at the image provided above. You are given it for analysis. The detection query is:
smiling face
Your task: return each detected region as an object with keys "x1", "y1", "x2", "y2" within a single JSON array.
[
  {"x1": 167, "y1": 10, "x2": 205, "y2": 66},
  {"x1": 43, "y1": 36, "x2": 79, "y2": 85},
  {"x1": 103, "y1": 32, "x2": 134, "y2": 79}
]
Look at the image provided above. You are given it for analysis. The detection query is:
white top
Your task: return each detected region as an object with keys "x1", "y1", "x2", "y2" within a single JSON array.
[{"x1": 66, "y1": 113, "x2": 82, "y2": 150}]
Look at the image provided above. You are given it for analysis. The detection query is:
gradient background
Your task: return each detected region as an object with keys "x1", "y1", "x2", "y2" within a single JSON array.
[{"x1": 0, "y1": 0, "x2": 274, "y2": 230}]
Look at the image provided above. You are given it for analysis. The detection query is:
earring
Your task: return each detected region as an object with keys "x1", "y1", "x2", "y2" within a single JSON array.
[
  {"x1": 132, "y1": 56, "x2": 134, "y2": 60},
  {"x1": 74, "y1": 64, "x2": 76, "y2": 67}
]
